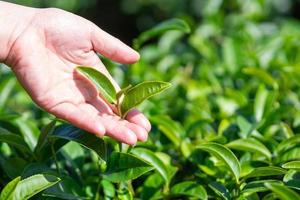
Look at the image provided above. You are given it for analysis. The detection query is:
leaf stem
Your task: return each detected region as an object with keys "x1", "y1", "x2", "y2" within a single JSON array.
[
  {"x1": 51, "y1": 140, "x2": 61, "y2": 175},
  {"x1": 95, "y1": 158, "x2": 103, "y2": 200}
]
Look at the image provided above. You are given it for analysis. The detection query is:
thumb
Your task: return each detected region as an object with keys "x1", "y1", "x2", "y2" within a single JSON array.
[{"x1": 90, "y1": 23, "x2": 140, "y2": 64}]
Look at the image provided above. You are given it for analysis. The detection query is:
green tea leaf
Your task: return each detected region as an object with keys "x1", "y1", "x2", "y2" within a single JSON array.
[
  {"x1": 76, "y1": 66, "x2": 117, "y2": 104},
  {"x1": 150, "y1": 115, "x2": 183, "y2": 147},
  {"x1": 226, "y1": 138, "x2": 272, "y2": 159},
  {"x1": 280, "y1": 122, "x2": 294, "y2": 138},
  {"x1": 277, "y1": 147, "x2": 300, "y2": 164},
  {"x1": 171, "y1": 181, "x2": 207, "y2": 199},
  {"x1": 116, "y1": 85, "x2": 132, "y2": 100},
  {"x1": 101, "y1": 180, "x2": 115, "y2": 198},
  {"x1": 276, "y1": 135, "x2": 300, "y2": 154},
  {"x1": 12, "y1": 117, "x2": 39, "y2": 151},
  {"x1": 0, "y1": 156, "x2": 27, "y2": 179},
  {"x1": 43, "y1": 176, "x2": 87, "y2": 200},
  {"x1": 254, "y1": 84, "x2": 268, "y2": 122},
  {"x1": 0, "y1": 127, "x2": 32, "y2": 154},
  {"x1": 34, "y1": 120, "x2": 56, "y2": 154},
  {"x1": 209, "y1": 182, "x2": 231, "y2": 200},
  {"x1": 265, "y1": 182, "x2": 300, "y2": 200},
  {"x1": 20, "y1": 163, "x2": 86, "y2": 200},
  {"x1": 117, "y1": 187, "x2": 133, "y2": 200},
  {"x1": 0, "y1": 78, "x2": 16, "y2": 112},
  {"x1": 131, "y1": 148, "x2": 170, "y2": 184},
  {"x1": 134, "y1": 18, "x2": 191, "y2": 48},
  {"x1": 282, "y1": 161, "x2": 300, "y2": 170},
  {"x1": 11, "y1": 174, "x2": 60, "y2": 200},
  {"x1": 285, "y1": 179, "x2": 300, "y2": 191},
  {"x1": 196, "y1": 142, "x2": 241, "y2": 182},
  {"x1": 103, "y1": 152, "x2": 154, "y2": 182},
  {"x1": 244, "y1": 166, "x2": 287, "y2": 179},
  {"x1": 121, "y1": 81, "x2": 171, "y2": 117},
  {"x1": 242, "y1": 180, "x2": 280, "y2": 195},
  {"x1": 0, "y1": 176, "x2": 21, "y2": 200},
  {"x1": 49, "y1": 124, "x2": 106, "y2": 160},
  {"x1": 223, "y1": 37, "x2": 238, "y2": 74},
  {"x1": 243, "y1": 67, "x2": 278, "y2": 89},
  {"x1": 140, "y1": 173, "x2": 164, "y2": 200},
  {"x1": 236, "y1": 116, "x2": 253, "y2": 138}
]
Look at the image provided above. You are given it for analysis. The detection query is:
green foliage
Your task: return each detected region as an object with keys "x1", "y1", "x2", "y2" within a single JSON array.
[{"x1": 2, "y1": 0, "x2": 300, "y2": 199}]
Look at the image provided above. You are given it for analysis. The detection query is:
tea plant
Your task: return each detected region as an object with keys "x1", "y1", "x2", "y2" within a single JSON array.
[
  {"x1": 76, "y1": 66, "x2": 171, "y2": 118},
  {"x1": 2, "y1": 1, "x2": 300, "y2": 199}
]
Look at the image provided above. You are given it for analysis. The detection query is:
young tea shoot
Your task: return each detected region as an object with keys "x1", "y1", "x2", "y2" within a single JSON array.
[{"x1": 76, "y1": 66, "x2": 171, "y2": 118}]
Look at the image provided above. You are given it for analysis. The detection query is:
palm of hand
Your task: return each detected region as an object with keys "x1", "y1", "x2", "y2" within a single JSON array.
[{"x1": 7, "y1": 8, "x2": 150, "y2": 145}]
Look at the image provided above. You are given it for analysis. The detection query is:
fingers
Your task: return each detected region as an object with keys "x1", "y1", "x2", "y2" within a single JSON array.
[
  {"x1": 48, "y1": 102, "x2": 148, "y2": 145},
  {"x1": 126, "y1": 109, "x2": 151, "y2": 132},
  {"x1": 48, "y1": 102, "x2": 106, "y2": 137},
  {"x1": 90, "y1": 23, "x2": 140, "y2": 64},
  {"x1": 99, "y1": 115, "x2": 137, "y2": 145},
  {"x1": 125, "y1": 122, "x2": 148, "y2": 141}
]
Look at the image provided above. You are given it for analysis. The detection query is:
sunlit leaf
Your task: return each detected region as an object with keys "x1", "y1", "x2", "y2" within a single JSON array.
[
  {"x1": 0, "y1": 176, "x2": 21, "y2": 200},
  {"x1": 223, "y1": 37, "x2": 238, "y2": 74},
  {"x1": 243, "y1": 166, "x2": 286, "y2": 179},
  {"x1": 0, "y1": 78, "x2": 16, "y2": 111},
  {"x1": 254, "y1": 84, "x2": 268, "y2": 122},
  {"x1": 196, "y1": 142, "x2": 241, "y2": 182},
  {"x1": 280, "y1": 122, "x2": 294, "y2": 139},
  {"x1": 277, "y1": 147, "x2": 300, "y2": 164},
  {"x1": 265, "y1": 182, "x2": 300, "y2": 200},
  {"x1": 242, "y1": 180, "x2": 280, "y2": 195},
  {"x1": 236, "y1": 116, "x2": 253, "y2": 138},
  {"x1": 76, "y1": 66, "x2": 117, "y2": 104},
  {"x1": 277, "y1": 135, "x2": 300, "y2": 154},
  {"x1": 282, "y1": 161, "x2": 300, "y2": 170},
  {"x1": 121, "y1": 81, "x2": 171, "y2": 117},
  {"x1": 21, "y1": 163, "x2": 86, "y2": 200},
  {"x1": 150, "y1": 115, "x2": 183, "y2": 147},
  {"x1": 226, "y1": 138, "x2": 272, "y2": 159},
  {"x1": 171, "y1": 181, "x2": 207, "y2": 199},
  {"x1": 103, "y1": 152, "x2": 154, "y2": 182},
  {"x1": 131, "y1": 148, "x2": 170, "y2": 184},
  {"x1": 209, "y1": 182, "x2": 231, "y2": 200},
  {"x1": 101, "y1": 180, "x2": 115, "y2": 198},
  {"x1": 11, "y1": 174, "x2": 60, "y2": 200},
  {"x1": 243, "y1": 67, "x2": 278, "y2": 89},
  {"x1": 134, "y1": 18, "x2": 191, "y2": 48}
]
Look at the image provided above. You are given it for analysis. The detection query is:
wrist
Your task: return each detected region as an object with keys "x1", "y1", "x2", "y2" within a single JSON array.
[{"x1": 0, "y1": 1, "x2": 36, "y2": 64}]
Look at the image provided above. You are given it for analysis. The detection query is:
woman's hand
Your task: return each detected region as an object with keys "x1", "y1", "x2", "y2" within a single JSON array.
[{"x1": 1, "y1": 3, "x2": 150, "y2": 145}]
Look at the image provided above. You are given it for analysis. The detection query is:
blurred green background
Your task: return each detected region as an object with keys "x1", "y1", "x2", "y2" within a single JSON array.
[{"x1": 4, "y1": 0, "x2": 300, "y2": 44}]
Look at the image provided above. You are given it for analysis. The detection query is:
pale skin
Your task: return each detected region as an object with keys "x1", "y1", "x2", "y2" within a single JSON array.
[{"x1": 0, "y1": 1, "x2": 151, "y2": 145}]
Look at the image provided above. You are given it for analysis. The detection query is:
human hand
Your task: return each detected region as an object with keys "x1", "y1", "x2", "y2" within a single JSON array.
[{"x1": 3, "y1": 5, "x2": 150, "y2": 145}]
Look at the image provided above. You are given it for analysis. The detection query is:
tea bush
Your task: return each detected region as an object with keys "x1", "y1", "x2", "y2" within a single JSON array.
[{"x1": 1, "y1": 0, "x2": 300, "y2": 199}]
